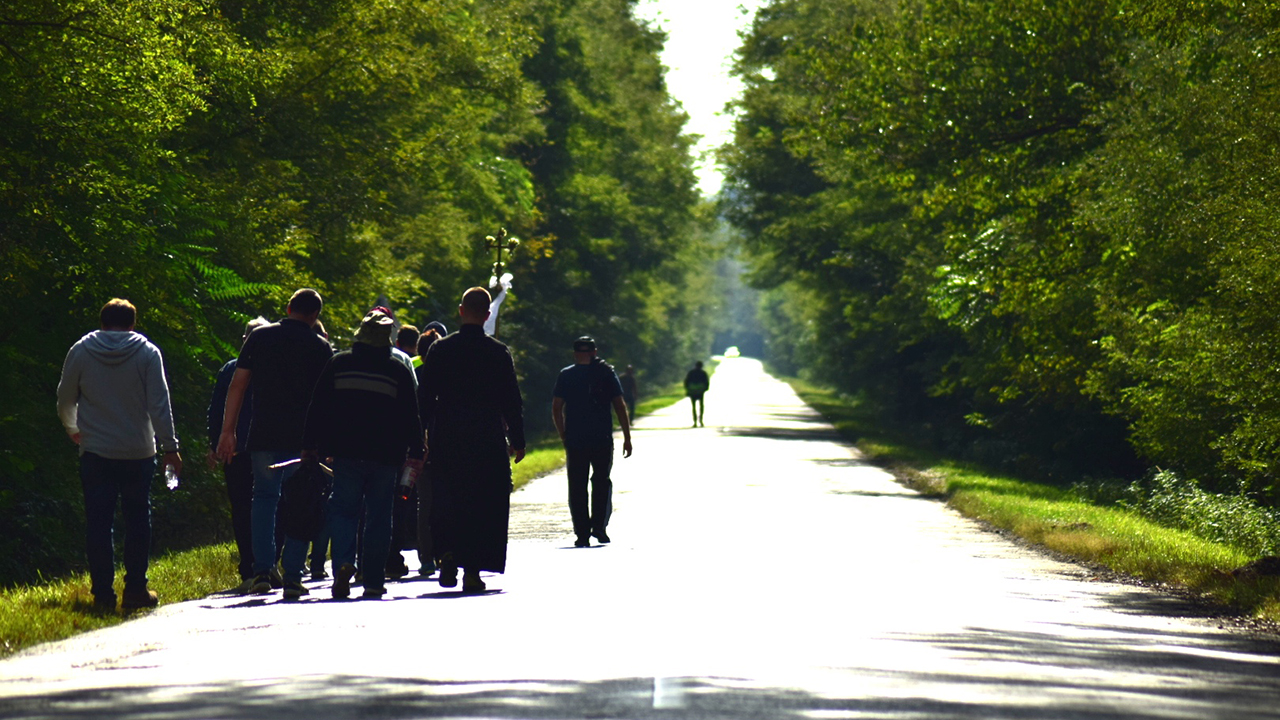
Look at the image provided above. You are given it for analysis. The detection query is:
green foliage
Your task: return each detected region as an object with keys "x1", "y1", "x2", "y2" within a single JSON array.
[
  {"x1": 722, "y1": 0, "x2": 1280, "y2": 494},
  {"x1": 1073, "y1": 471, "x2": 1280, "y2": 557},
  {"x1": 503, "y1": 0, "x2": 714, "y2": 428},
  {"x1": 0, "y1": 0, "x2": 711, "y2": 586}
]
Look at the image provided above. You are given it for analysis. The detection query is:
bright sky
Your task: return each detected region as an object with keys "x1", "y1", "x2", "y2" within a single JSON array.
[{"x1": 633, "y1": 0, "x2": 768, "y2": 197}]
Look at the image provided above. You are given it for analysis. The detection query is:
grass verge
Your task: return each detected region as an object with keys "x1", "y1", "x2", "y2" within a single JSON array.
[
  {"x1": 1, "y1": 376, "x2": 697, "y2": 659},
  {"x1": 789, "y1": 377, "x2": 1280, "y2": 624},
  {"x1": 0, "y1": 544, "x2": 240, "y2": 659}
]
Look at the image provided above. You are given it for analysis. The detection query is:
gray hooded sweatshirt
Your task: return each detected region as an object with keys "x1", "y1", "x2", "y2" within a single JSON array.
[{"x1": 57, "y1": 330, "x2": 180, "y2": 460}]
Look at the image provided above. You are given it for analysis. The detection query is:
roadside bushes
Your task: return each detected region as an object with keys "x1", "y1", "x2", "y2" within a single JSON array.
[{"x1": 1073, "y1": 472, "x2": 1280, "y2": 559}]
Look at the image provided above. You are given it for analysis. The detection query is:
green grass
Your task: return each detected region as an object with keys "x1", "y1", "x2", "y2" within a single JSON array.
[
  {"x1": 0, "y1": 379, "x2": 698, "y2": 659},
  {"x1": 788, "y1": 377, "x2": 1280, "y2": 622},
  {"x1": 512, "y1": 436, "x2": 567, "y2": 489},
  {"x1": 0, "y1": 544, "x2": 240, "y2": 659}
]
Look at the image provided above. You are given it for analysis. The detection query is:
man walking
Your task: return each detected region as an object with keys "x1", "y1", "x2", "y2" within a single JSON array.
[
  {"x1": 215, "y1": 288, "x2": 332, "y2": 599},
  {"x1": 57, "y1": 298, "x2": 182, "y2": 610},
  {"x1": 418, "y1": 287, "x2": 526, "y2": 593},
  {"x1": 206, "y1": 316, "x2": 270, "y2": 593},
  {"x1": 619, "y1": 364, "x2": 638, "y2": 420},
  {"x1": 304, "y1": 310, "x2": 423, "y2": 600},
  {"x1": 684, "y1": 361, "x2": 710, "y2": 427},
  {"x1": 552, "y1": 336, "x2": 633, "y2": 548}
]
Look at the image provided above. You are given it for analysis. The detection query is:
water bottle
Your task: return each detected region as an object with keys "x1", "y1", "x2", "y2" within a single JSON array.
[
  {"x1": 164, "y1": 464, "x2": 179, "y2": 490},
  {"x1": 398, "y1": 465, "x2": 414, "y2": 500}
]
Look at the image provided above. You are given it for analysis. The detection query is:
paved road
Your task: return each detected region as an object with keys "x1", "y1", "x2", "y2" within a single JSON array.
[{"x1": 3, "y1": 357, "x2": 1280, "y2": 719}]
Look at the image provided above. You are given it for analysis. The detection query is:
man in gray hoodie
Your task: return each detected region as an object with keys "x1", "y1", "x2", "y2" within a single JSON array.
[{"x1": 57, "y1": 298, "x2": 182, "y2": 611}]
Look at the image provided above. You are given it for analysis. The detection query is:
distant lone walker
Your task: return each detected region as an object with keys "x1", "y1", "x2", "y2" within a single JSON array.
[
  {"x1": 684, "y1": 361, "x2": 710, "y2": 427},
  {"x1": 552, "y1": 336, "x2": 633, "y2": 547},
  {"x1": 619, "y1": 364, "x2": 638, "y2": 420},
  {"x1": 57, "y1": 298, "x2": 182, "y2": 611}
]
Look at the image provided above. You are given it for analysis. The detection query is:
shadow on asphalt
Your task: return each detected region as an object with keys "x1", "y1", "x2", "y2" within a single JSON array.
[
  {"x1": 716, "y1": 425, "x2": 844, "y2": 442},
  {"x1": 5, "y1": 665, "x2": 1280, "y2": 720},
  {"x1": 1096, "y1": 589, "x2": 1253, "y2": 620},
  {"x1": 825, "y1": 489, "x2": 935, "y2": 500}
]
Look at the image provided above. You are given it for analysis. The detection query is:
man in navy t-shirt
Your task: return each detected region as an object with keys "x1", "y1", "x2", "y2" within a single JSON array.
[
  {"x1": 215, "y1": 288, "x2": 333, "y2": 599},
  {"x1": 552, "y1": 336, "x2": 633, "y2": 547}
]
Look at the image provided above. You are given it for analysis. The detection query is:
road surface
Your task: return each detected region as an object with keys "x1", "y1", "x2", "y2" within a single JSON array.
[{"x1": 2, "y1": 357, "x2": 1279, "y2": 719}]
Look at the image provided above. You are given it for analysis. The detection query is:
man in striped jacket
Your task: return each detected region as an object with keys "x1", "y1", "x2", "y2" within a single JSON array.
[{"x1": 303, "y1": 310, "x2": 424, "y2": 600}]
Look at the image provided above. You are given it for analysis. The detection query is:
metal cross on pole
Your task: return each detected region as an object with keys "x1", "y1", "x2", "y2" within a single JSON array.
[
  {"x1": 483, "y1": 228, "x2": 520, "y2": 338},
  {"x1": 484, "y1": 227, "x2": 520, "y2": 278}
]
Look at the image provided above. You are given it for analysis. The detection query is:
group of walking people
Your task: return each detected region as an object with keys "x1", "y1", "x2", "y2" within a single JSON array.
[{"x1": 57, "y1": 286, "x2": 656, "y2": 609}]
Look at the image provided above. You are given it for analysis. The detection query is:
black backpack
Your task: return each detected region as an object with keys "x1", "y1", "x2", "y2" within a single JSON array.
[
  {"x1": 589, "y1": 357, "x2": 615, "y2": 409},
  {"x1": 280, "y1": 460, "x2": 332, "y2": 541}
]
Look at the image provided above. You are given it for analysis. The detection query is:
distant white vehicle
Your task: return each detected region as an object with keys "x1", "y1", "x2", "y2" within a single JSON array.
[{"x1": 724, "y1": 346, "x2": 741, "y2": 358}]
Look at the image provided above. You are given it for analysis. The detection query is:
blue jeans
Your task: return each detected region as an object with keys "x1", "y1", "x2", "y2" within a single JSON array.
[
  {"x1": 327, "y1": 458, "x2": 397, "y2": 592},
  {"x1": 251, "y1": 450, "x2": 310, "y2": 582},
  {"x1": 80, "y1": 452, "x2": 156, "y2": 603}
]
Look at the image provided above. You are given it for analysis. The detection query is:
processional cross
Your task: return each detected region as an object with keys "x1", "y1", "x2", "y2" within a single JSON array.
[
  {"x1": 483, "y1": 228, "x2": 520, "y2": 338},
  {"x1": 485, "y1": 227, "x2": 520, "y2": 278}
]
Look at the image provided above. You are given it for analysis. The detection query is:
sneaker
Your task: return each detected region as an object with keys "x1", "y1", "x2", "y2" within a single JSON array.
[
  {"x1": 462, "y1": 572, "x2": 486, "y2": 594},
  {"x1": 268, "y1": 566, "x2": 283, "y2": 589},
  {"x1": 282, "y1": 579, "x2": 309, "y2": 600},
  {"x1": 386, "y1": 556, "x2": 409, "y2": 580},
  {"x1": 592, "y1": 530, "x2": 610, "y2": 544},
  {"x1": 309, "y1": 566, "x2": 329, "y2": 581},
  {"x1": 249, "y1": 573, "x2": 274, "y2": 595},
  {"x1": 235, "y1": 577, "x2": 256, "y2": 594},
  {"x1": 574, "y1": 536, "x2": 590, "y2": 548},
  {"x1": 361, "y1": 586, "x2": 386, "y2": 599},
  {"x1": 332, "y1": 563, "x2": 356, "y2": 600},
  {"x1": 121, "y1": 588, "x2": 159, "y2": 610},
  {"x1": 418, "y1": 558, "x2": 437, "y2": 578}
]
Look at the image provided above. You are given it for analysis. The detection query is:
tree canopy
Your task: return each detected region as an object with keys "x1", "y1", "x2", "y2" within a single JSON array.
[{"x1": 723, "y1": 0, "x2": 1280, "y2": 495}]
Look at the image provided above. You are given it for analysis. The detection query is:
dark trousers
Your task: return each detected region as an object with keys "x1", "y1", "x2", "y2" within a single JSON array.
[
  {"x1": 416, "y1": 473, "x2": 434, "y2": 566},
  {"x1": 224, "y1": 452, "x2": 255, "y2": 579},
  {"x1": 80, "y1": 452, "x2": 156, "y2": 603},
  {"x1": 310, "y1": 520, "x2": 330, "y2": 575},
  {"x1": 566, "y1": 442, "x2": 614, "y2": 538}
]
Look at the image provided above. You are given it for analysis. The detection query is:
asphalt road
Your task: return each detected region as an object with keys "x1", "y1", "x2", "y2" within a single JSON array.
[{"x1": 3, "y1": 356, "x2": 1280, "y2": 719}]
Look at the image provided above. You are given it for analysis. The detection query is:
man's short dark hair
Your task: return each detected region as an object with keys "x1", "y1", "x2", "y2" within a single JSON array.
[
  {"x1": 573, "y1": 336, "x2": 597, "y2": 352},
  {"x1": 287, "y1": 288, "x2": 323, "y2": 316},
  {"x1": 397, "y1": 324, "x2": 419, "y2": 352},
  {"x1": 100, "y1": 298, "x2": 136, "y2": 329}
]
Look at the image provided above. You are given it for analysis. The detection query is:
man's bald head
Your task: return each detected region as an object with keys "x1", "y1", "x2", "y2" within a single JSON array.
[{"x1": 459, "y1": 287, "x2": 492, "y2": 325}]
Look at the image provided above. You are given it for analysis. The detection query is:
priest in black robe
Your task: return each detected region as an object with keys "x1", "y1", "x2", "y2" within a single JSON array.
[{"x1": 418, "y1": 286, "x2": 526, "y2": 592}]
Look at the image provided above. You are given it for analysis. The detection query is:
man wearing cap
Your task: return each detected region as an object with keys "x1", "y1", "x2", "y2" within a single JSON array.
[
  {"x1": 216, "y1": 288, "x2": 333, "y2": 599},
  {"x1": 418, "y1": 287, "x2": 526, "y2": 593},
  {"x1": 57, "y1": 298, "x2": 183, "y2": 611},
  {"x1": 552, "y1": 336, "x2": 633, "y2": 548},
  {"x1": 304, "y1": 310, "x2": 424, "y2": 599}
]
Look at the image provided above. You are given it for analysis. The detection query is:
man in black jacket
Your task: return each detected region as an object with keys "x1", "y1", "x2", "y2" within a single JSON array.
[
  {"x1": 418, "y1": 287, "x2": 526, "y2": 593},
  {"x1": 304, "y1": 310, "x2": 424, "y2": 599}
]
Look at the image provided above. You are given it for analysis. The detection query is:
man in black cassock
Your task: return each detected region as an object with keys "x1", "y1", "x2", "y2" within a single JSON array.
[{"x1": 418, "y1": 286, "x2": 526, "y2": 593}]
